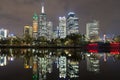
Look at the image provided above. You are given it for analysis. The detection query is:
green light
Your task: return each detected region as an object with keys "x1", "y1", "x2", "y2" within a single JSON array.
[
  {"x1": 32, "y1": 74, "x2": 38, "y2": 80},
  {"x1": 33, "y1": 12, "x2": 38, "y2": 20}
]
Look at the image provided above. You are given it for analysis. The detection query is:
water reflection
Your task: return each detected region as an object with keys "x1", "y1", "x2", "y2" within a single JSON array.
[
  {"x1": 86, "y1": 53, "x2": 100, "y2": 73},
  {"x1": 0, "y1": 49, "x2": 120, "y2": 80}
]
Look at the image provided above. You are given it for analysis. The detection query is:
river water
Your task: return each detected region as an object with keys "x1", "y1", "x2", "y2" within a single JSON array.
[{"x1": 0, "y1": 48, "x2": 120, "y2": 80}]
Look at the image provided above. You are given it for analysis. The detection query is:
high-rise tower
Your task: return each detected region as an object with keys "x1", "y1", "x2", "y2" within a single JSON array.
[
  {"x1": 38, "y1": 0, "x2": 47, "y2": 38},
  {"x1": 33, "y1": 12, "x2": 38, "y2": 39},
  {"x1": 47, "y1": 21, "x2": 53, "y2": 40},
  {"x1": 24, "y1": 26, "x2": 33, "y2": 38},
  {"x1": 66, "y1": 12, "x2": 79, "y2": 35},
  {"x1": 0, "y1": 28, "x2": 8, "y2": 39},
  {"x1": 86, "y1": 20, "x2": 100, "y2": 41},
  {"x1": 58, "y1": 16, "x2": 66, "y2": 38}
]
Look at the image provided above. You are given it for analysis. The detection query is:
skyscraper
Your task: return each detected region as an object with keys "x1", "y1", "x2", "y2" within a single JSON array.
[
  {"x1": 33, "y1": 12, "x2": 38, "y2": 39},
  {"x1": 66, "y1": 12, "x2": 79, "y2": 35},
  {"x1": 0, "y1": 28, "x2": 8, "y2": 39},
  {"x1": 24, "y1": 26, "x2": 33, "y2": 37},
  {"x1": 38, "y1": 0, "x2": 47, "y2": 38},
  {"x1": 58, "y1": 16, "x2": 66, "y2": 38},
  {"x1": 86, "y1": 20, "x2": 100, "y2": 41},
  {"x1": 47, "y1": 21, "x2": 53, "y2": 40},
  {"x1": 53, "y1": 29, "x2": 59, "y2": 39}
]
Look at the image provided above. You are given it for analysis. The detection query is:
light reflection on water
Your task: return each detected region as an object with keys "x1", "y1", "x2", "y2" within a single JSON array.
[{"x1": 0, "y1": 48, "x2": 120, "y2": 80}]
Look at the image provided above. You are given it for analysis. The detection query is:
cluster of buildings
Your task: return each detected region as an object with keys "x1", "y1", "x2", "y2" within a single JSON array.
[
  {"x1": 25, "y1": 4, "x2": 80, "y2": 40},
  {"x1": 0, "y1": 0, "x2": 101, "y2": 42},
  {"x1": 24, "y1": 0, "x2": 100, "y2": 41}
]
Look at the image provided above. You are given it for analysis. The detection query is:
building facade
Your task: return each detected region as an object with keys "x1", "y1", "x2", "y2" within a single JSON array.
[
  {"x1": 24, "y1": 26, "x2": 33, "y2": 37},
  {"x1": 38, "y1": 0, "x2": 48, "y2": 38},
  {"x1": 86, "y1": 20, "x2": 100, "y2": 41},
  {"x1": 53, "y1": 29, "x2": 59, "y2": 39},
  {"x1": 58, "y1": 16, "x2": 66, "y2": 38},
  {"x1": 66, "y1": 12, "x2": 79, "y2": 35},
  {"x1": 33, "y1": 13, "x2": 38, "y2": 39},
  {"x1": 47, "y1": 21, "x2": 53, "y2": 40},
  {"x1": 0, "y1": 28, "x2": 8, "y2": 39}
]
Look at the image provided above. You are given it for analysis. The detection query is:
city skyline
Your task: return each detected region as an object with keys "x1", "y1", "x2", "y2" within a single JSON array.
[{"x1": 0, "y1": 0, "x2": 120, "y2": 36}]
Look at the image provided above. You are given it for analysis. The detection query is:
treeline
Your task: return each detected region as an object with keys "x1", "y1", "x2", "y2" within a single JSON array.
[{"x1": 0, "y1": 34, "x2": 120, "y2": 47}]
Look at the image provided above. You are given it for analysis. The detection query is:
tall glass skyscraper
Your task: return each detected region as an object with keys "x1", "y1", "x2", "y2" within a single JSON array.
[
  {"x1": 38, "y1": 0, "x2": 47, "y2": 38},
  {"x1": 47, "y1": 21, "x2": 53, "y2": 40},
  {"x1": 58, "y1": 16, "x2": 66, "y2": 38},
  {"x1": 0, "y1": 28, "x2": 8, "y2": 39},
  {"x1": 86, "y1": 20, "x2": 100, "y2": 41},
  {"x1": 33, "y1": 12, "x2": 38, "y2": 39},
  {"x1": 66, "y1": 12, "x2": 79, "y2": 35}
]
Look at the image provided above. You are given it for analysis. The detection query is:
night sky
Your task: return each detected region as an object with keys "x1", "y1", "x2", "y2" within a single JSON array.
[{"x1": 0, "y1": 0, "x2": 120, "y2": 36}]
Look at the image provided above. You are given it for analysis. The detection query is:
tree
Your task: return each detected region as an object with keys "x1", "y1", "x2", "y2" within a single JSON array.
[
  {"x1": 24, "y1": 34, "x2": 33, "y2": 45},
  {"x1": 53, "y1": 38, "x2": 62, "y2": 46},
  {"x1": 37, "y1": 36, "x2": 48, "y2": 46},
  {"x1": 65, "y1": 33, "x2": 83, "y2": 46},
  {"x1": 114, "y1": 35, "x2": 120, "y2": 42}
]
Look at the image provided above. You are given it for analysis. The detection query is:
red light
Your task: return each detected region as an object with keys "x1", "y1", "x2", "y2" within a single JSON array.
[
  {"x1": 110, "y1": 52, "x2": 120, "y2": 54},
  {"x1": 87, "y1": 43, "x2": 98, "y2": 53},
  {"x1": 110, "y1": 42, "x2": 120, "y2": 54},
  {"x1": 88, "y1": 50, "x2": 98, "y2": 53}
]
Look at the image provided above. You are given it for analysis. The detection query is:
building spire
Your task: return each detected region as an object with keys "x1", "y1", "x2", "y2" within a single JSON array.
[{"x1": 41, "y1": 0, "x2": 45, "y2": 13}]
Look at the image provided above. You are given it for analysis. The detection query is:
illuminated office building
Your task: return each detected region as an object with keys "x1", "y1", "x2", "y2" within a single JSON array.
[
  {"x1": 38, "y1": 0, "x2": 48, "y2": 38},
  {"x1": 86, "y1": 20, "x2": 100, "y2": 41},
  {"x1": 47, "y1": 21, "x2": 53, "y2": 40},
  {"x1": 0, "y1": 28, "x2": 8, "y2": 39},
  {"x1": 33, "y1": 13, "x2": 38, "y2": 39},
  {"x1": 24, "y1": 26, "x2": 33, "y2": 37},
  {"x1": 58, "y1": 16, "x2": 66, "y2": 38},
  {"x1": 66, "y1": 12, "x2": 79, "y2": 35},
  {"x1": 53, "y1": 27, "x2": 59, "y2": 39}
]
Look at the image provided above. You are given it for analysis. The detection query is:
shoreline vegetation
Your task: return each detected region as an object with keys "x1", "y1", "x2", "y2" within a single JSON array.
[
  {"x1": 0, "y1": 34, "x2": 120, "y2": 51},
  {"x1": 0, "y1": 44, "x2": 84, "y2": 48},
  {"x1": 0, "y1": 43, "x2": 120, "y2": 51}
]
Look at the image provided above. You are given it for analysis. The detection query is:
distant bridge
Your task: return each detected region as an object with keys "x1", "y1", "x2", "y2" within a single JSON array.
[{"x1": 86, "y1": 42, "x2": 120, "y2": 54}]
